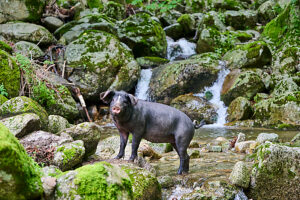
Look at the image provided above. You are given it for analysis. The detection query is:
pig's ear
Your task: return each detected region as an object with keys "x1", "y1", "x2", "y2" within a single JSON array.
[
  {"x1": 128, "y1": 94, "x2": 138, "y2": 105},
  {"x1": 100, "y1": 90, "x2": 115, "y2": 104}
]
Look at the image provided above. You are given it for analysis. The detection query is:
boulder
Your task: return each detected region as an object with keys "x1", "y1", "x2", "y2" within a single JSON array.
[
  {"x1": 224, "y1": 10, "x2": 258, "y2": 30},
  {"x1": 177, "y1": 14, "x2": 196, "y2": 36},
  {"x1": 164, "y1": 23, "x2": 184, "y2": 40},
  {"x1": 221, "y1": 69, "x2": 266, "y2": 106},
  {"x1": 43, "y1": 16, "x2": 64, "y2": 32},
  {"x1": 54, "y1": 162, "x2": 133, "y2": 199},
  {"x1": 0, "y1": 96, "x2": 48, "y2": 129},
  {"x1": 248, "y1": 143, "x2": 300, "y2": 200},
  {"x1": 136, "y1": 57, "x2": 169, "y2": 69},
  {"x1": 65, "y1": 30, "x2": 140, "y2": 102},
  {"x1": 159, "y1": 10, "x2": 182, "y2": 27},
  {"x1": 149, "y1": 53, "x2": 221, "y2": 104},
  {"x1": 0, "y1": 123, "x2": 43, "y2": 199},
  {"x1": 48, "y1": 115, "x2": 71, "y2": 134},
  {"x1": 235, "y1": 140, "x2": 257, "y2": 153},
  {"x1": 0, "y1": 0, "x2": 45, "y2": 23},
  {"x1": 0, "y1": 113, "x2": 40, "y2": 138},
  {"x1": 14, "y1": 41, "x2": 44, "y2": 58},
  {"x1": 236, "y1": 132, "x2": 246, "y2": 143},
  {"x1": 258, "y1": 0, "x2": 277, "y2": 24},
  {"x1": 0, "y1": 22, "x2": 56, "y2": 45},
  {"x1": 223, "y1": 41, "x2": 272, "y2": 69},
  {"x1": 170, "y1": 93, "x2": 218, "y2": 124},
  {"x1": 271, "y1": 77, "x2": 300, "y2": 97},
  {"x1": 58, "y1": 122, "x2": 102, "y2": 157},
  {"x1": 103, "y1": 1, "x2": 125, "y2": 20},
  {"x1": 0, "y1": 50, "x2": 20, "y2": 98},
  {"x1": 227, "y1": 96, "x2": 253, "y2": 122},
  {"x1": 53, "y1": 140, "x2": 85, "y2": 171},
  {"x1": 117, "y1": 13, "x2": 167, "y2": 57},
  {"x1": 256, "y1": 133, "x2": 279, "y2": 144},
  {"x1": 229, "y1": 161, "x2": 251, "y2": 188}
]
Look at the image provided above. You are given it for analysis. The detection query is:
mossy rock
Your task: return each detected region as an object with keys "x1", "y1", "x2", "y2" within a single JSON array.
[
  {"x1": 164, "y1": 23, "x2": 184, "y2": 40},
  {"x1": 224, "y1": 10, "x2": 258, "y2": 30},
  {"x1": 0, "y1": 22, "x2": 56, "y2": 45},
  {"x1": 0, "y1": 40, "x2": 12, "y2": 53},
  {"x1": 221, "y1": 69, "x2": 265, "y2": 106},
  {"x1": 149, "y1": 53, "x2": 221, "y2": 104},
  {"x1": 14, "y1": 41, "x2": 44, "y2": 58},
  {"x1": 103, "y1": 1, "x2": 125, "y2": 20},
  {"x1": 227, "y1": 96, "x2": 253, "y2": 122},
  {"x1": 121, "y1": 165, "x2": 162, "y2": 200},
  {"x1": 271, "y1": 77, "x2": 300, "y2": 97},
  {"x1": 170, "y1": 93, "x2": 218, "y2": 124},
  {"x1": 0, "y1": 94, "x2": 8, "y2": 105},
  {"x1": 257, "y1": 0, "x2": 278, "y2": 25},
  {"x1": 117, "y1": 12, "x2": 167, "y2": 57},
  {"x1": 48, "y1": 115, "x2": 71, "y2": 134},
  {"x1": 54, "y1": 162, "x2": 133, "y2": 199},
  {"x1": 177, "y1": 14, "x2": 196, "y2": 35},
  {"x1": 0, "y1": 0, "x2": 45, "y2": 23},
  {"x1": 248, "y1": 143, "x2": 300, "y2": 199},
  {"x1": 0, "y1": 96, "x2": 48, "y2": 129},
  {"x1": 223, "y1": 41, "x2": 272, "y2": 69},
  {"x1": 0, "y1": 50, "x2": 20, "y2": 98},
  {"x1": 229, "y1": 161, "x2": 251, "y2": 188},
  {"x1": 136, "y1": 57, "x2": 169, "y2": 69},
  {"x1": 66, "y1": 30, "x2": 140, "y2": 102},
  {"x1": 0, "y1": 122, "x2": 43, "y2": 199}
]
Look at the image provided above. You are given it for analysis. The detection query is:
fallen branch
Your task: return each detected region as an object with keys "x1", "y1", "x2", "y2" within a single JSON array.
[{"x1": 73, "y1": 87, "x2": 92, "y2": 122}]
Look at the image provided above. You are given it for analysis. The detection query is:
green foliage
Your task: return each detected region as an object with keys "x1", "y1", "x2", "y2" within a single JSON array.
[
  {"x1": 32, "y1": 82, "x2": 56, "y2": 108},
  {"x1": 0, "y1": 83, "x2": 8, "y2": 97},
  {"x1": 130, "y1": 0, "x2": 182, "y2": 13}
]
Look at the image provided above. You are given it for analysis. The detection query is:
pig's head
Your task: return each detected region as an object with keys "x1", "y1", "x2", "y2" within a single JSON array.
[{"x1": 100, "y1": 90, "x2": 138, "y2": 119}]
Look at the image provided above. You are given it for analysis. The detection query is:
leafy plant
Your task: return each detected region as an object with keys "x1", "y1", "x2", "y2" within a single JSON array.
[
  {"x1": 0, "y1": 83, "x2": 8, "y2": 97},
  {"x1": 31, "y1": 82, "x2": 56, "y2": 108},
  {"x1": 130, "y1": 0, "x2": 182, "y2": 13}
]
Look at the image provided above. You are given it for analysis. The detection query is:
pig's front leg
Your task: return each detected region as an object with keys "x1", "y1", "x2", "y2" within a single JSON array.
[
  {"x1": 129, "y1": 134, "x2": 142, "y2": 162},
  {"x1": 115, "y1": 132, "x2": 129, "y2": 159}
]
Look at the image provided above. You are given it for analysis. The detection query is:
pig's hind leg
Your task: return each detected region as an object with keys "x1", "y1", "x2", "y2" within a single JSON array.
[{"x1": 115, "y1": 132, "x2": 129, "y2": 159}]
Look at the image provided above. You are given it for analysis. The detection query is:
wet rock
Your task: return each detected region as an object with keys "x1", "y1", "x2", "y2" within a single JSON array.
[
  {"x1": 149, "y1": 53, "x2": 221, "y2": 104},
  {"x1": 0, "y1": 22, "x2": 56, "y2": 45},
  {"x1": 170, "y1": 93, "x2": 218, "y2": 124},
  {"x1": 229, "y1": 161, "x2": 251, "y2": 188},
  {"x1": 44, "y1": 16, "x2": 64, "y2": 32},
  {"x1": 221, "y1": 69, "x2": 265, "y2": 106},
  {"x1": 136, "y1": 57, "x2": 169, "y2": 69},
  {"x1": 190, "y1": 150, "x2": 201, "y2": 159},
  {"x1": 0, "y1": 50, "x2": 20, "y2": 98},
  {"x1": 177, "y1": 14, "x2": 196, "y2": 36},
  {"x1": 223, "y1": 41, "x2": 272, "y2": 69},
  {"x1": 0, "y1": 0, "x2": 45, "y2": 23},
  {"x1": 0, "y1": 96, "x2": 48, "y2": 129},
  {"x1": 59, "y1": 122, "x2": 102, "y2": 158},
  {"x1": 256, "y1": 133, "x2": 279, "y2": 144},
  {"x1": 227, "y1": 97, "x2": 253, "y2": 122},
  {"x1": 54, "y1": 162, "x2": 133, "y2": 199},
  {"x1": 181, "y1": 180, "x2": 239, "y2": 200},
  {"x1": 48, "y1": 115, "x2": 71, "y2": 134},
  {"x1": 235, "y1": 141, "x2": 257, "y2": 153},
  {"x1": 0, "y1": 123, "x2": 43, "y2": 199},
  {"x1": 138, "y1": 143, "x2": 162, "y2": 160},
  {"x1": 224, "y1": 10, "x2": 258, "y2": 30},
  {"x1": 117, "y1": 13, "x2": 167, "y2": 57},
  {"x1": 53, "y1": 140, "x2": 85, "y2": 171},
  {"x1": 164, "y1": 23, "x2": 184, "y2": 40},
  {"x1": 14, "y1": 41, "x2": 44, "y2": 58},
  {"x1": 66, "y1": 30, "x2": 140, "y2": 102},
  {"x1": 0, "y1": 113, "x2": 40, "y2": 138},
  {"x1": 248, "y1": 143, "x2": 300, "y2": 200}
]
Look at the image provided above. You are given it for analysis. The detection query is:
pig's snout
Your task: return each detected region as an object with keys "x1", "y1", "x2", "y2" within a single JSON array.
[{"x1": 112, "y1": 106, "x2": 121, "y2": 114}]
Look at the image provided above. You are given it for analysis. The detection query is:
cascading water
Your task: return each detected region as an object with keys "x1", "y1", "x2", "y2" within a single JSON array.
[
  {"x1": 166, "y1": 36, "x2": 196, "y2": 61},
  {"x1": 195, "y1": 61, "x2": 230, "y2": 126},
  {"x1": 135, "y1": 69, "x2": 153, "y2": 100}
]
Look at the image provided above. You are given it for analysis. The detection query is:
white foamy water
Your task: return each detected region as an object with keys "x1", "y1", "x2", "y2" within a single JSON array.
[
  {"x1": 135, "y1": 69, "x2": 153, "y2": 100},
  {"x1": 167, "y1": 36, "x2": 196, "y2": 61},
  {"x1": 195, "y1": 61, "x2": 230, "y2": 127},
  {"x1": 168, "y1": 185, "x2": 193, "y2": 200}
]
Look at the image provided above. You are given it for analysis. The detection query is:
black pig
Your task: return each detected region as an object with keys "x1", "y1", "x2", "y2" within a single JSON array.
[{"x1": 100, "y1": 90, "x2": 205, "y2": 174}]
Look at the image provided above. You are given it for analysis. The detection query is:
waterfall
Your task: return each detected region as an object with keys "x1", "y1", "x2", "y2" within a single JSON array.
[
  {"x1": 135, "y1": 69, "x2": 153, "y2": 100},
  {"x1": 195, "y1": 61, "x2": 230, "y2": 127},
  {"x1": 167, "y1": 36, "x2": 196, "y2": 61}
]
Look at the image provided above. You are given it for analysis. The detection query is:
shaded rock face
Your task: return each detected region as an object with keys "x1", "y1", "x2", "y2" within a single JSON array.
[
  {"x1": 117, "y1": 13, "x2": 167, "y2": 58},
  {"x1": 0, "y1": 123, "x2": 43, "y2": 199},
  {"x1": 170, "y1": 93, "x2": 218, "y2": 124},
  {"x1": 0, "y1": 22, "x2": 56, "y2": 45},
  {"x1": 54, "y1": 162, "x2": 133, "y2": 200},
  {"x1": 149, "y1": 53, "x2": 221, "y2": 104},
  {"x1": 254, "y1": 91, "x2": 300, "y2": 128},
  {"x1": 66, "y1": 30, "x2": 140, "y2": 102},
  {"x1": 224, "y1": 10, "x2": 258, "y2": 30},
  {"x1": 0, "y1": 0, "x2": 45, "y2": 23},
  {"x1": 221, "y1": 69, "x2": 266, "y2": 106},
  {"x1": 0, "y1": 113, "x2": 40, "y2": 138},
  {"x1": 58, "y1": 122, "x2": 102, "y2": 158},
  {"x1": 0, "y1": 50, "x2": 20, "y2": 98},
  {"x1": 248, "y1": 143, "x2": 300, "y2": 200},
  {"x1": 227, "y1": 96, "x2": 253, "y2": 122},
  {"x1": 0, "y1": 96, "x2": 49, "y2": 129}
]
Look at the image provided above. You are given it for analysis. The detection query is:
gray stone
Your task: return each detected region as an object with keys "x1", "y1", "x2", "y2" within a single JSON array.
[
  {"x1": 14, "y1": 41, "x2": 44, "y2": 58},
  {"x1": 227, "y1": 96, "x2": 253, "y2": 122},
  {"x1": 48, "y1": 115, "x2": 70, "y2": 134},
  {"x1": 235, "y1": 141, "x2": 257, "y2": 153},
  {"x1": 41, "y1": 176, "x2": 56, "y2": 200},
  {"x1": 0, "y1": 113, "x2": 40, "y2": 138},
  {"x1": 209, "y1": 145, "x2": 222, "y2": 152},
  {"x1": 229, "y1": 161, "x2": 251, "y2": 188},
  {"x1": 224, "y1": 10, "x2": 258, "y2": 30},
  {"x1": 256, "y1": 133, "x2": 279, "y2": 144},
  {"x1": 44, "y1": 16, "x2": 64, "y2": 32},
  {"x1": 236, "y1": 133, "x2": 246, "y2": 143},
  {"x1": 164, "y1": 23, "x2": 184, "y2": 40}
]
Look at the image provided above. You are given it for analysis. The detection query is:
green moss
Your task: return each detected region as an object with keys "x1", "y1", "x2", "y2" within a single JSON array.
[
  {"x1": 87, "y1": 0, "x2": 104, "y2": 10},
  {"x1": 24, "y1": 0, "x2": 45, "y2": 22},
  {"x1": 0, "y1": 41, "x2": 12, "y2": 53},
  {"x1": 0, "y1": 94, "x2": 8, "y2": 105},
  {"x1": 0, "y1": 122, "x2": 43, "y2": 199}
]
